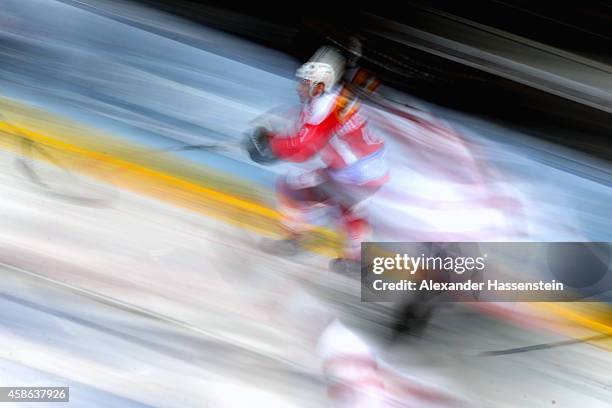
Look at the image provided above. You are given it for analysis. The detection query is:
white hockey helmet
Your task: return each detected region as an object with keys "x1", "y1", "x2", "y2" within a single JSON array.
[{"x1": 296, "y1": 46, "x2": 345, "y2": 95}]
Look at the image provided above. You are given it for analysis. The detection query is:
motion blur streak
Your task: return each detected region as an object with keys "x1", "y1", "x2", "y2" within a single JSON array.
[{"x1": 0, "y1": 0, "x2": 610, "y2": 407}]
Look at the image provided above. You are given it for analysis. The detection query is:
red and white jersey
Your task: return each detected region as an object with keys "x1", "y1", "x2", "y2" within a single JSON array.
[{"x1": 269, "y1": 86, "x2": 388, "y2": 185}]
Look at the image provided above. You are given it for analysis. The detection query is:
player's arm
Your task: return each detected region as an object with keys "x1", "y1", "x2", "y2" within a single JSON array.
[{"x1": 269, "y1": 113, "x2": 338, "y2": 162}]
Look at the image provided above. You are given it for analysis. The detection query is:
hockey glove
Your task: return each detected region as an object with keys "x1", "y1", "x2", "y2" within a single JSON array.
[{"x1": 243, "y1": 127, "x2": 278, "y2": 165}]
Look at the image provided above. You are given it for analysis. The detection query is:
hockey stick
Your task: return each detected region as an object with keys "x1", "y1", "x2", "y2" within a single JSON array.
[
  {"x1": 155, "y1": 139, "x2": 244, "y2": 154},
  {"x1": 479, "y1": 333, "x2": 611, "y2": 356},
  {"x1": 0, "y1": 113, "x2": 117, "y2": 206}
]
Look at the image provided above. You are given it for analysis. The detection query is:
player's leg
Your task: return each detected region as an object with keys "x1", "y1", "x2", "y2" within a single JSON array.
[
  {"x1": 261, "y1": 175, "x2": 331, "y2": 255},
  {"x1": 324, "y1": 182, "x2": 381, "y2": 275}
]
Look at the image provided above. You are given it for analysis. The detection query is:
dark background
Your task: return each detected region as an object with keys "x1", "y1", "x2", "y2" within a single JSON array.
[{"x1": 132, "y1": 0, "x2": 612, "y2": 160}]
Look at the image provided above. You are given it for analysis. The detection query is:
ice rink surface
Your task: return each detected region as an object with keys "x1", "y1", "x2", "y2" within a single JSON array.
[{"x1": 0, "y1": 149, "x2": 610, "y2": 407}]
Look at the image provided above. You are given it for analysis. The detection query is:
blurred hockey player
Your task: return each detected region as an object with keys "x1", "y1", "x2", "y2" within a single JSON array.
[
  {"x1": 315, "y1": 319, "x2": 465, "y2": 407},
  {"x1": 244, "y1": 46, "x2": 389, "y2": 273}
]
